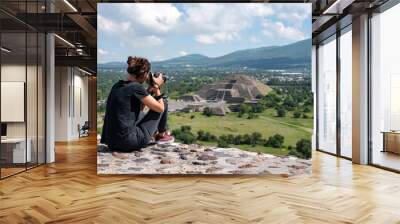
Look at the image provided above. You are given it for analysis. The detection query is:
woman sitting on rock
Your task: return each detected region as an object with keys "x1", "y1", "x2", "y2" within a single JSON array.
[{"x1": 100, "y1": 56, "x2": 174, "y2": 156}]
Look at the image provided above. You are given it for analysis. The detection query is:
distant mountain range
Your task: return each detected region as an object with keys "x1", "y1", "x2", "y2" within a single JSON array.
[{"x1": 98, "y1": 38, "x2": 311, "y2": 70}]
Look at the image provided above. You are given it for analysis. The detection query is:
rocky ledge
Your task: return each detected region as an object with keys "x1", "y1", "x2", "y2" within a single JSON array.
[{"x1": 97, "y1": 142, "x2": 311, "y2": 176}]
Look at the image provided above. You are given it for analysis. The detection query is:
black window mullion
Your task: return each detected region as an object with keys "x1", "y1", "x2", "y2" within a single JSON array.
[
  {"x1": 336, "y1": 28, "x2": 341, "y2": 157},
  {"x1": 316, "y1": 45, "x2": 319, "y2": 151},
  {"x1": 44, "y1": 0, "x2": 48, "y2": 165},
  {"x1": 0, "y1": 20, "x2": 2, "y2": 179},
  {"x1": 25, "y1": 0, "x2": 28, "y2": 171},
  {"x1": 36, "y1": 0, "x2": 39, "y2": 168},
  {"x1": 367, "y1": 11, "x2": 373, "y2": 165}
]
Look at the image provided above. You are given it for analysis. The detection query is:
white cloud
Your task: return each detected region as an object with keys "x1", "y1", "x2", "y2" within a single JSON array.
[
  {"x1": 195, "y1": 32, "x2": 238, "y2": 44},
  {"x1": 195, "y1": 35, "x2": 215, "y2": 44},
  {"x1": 250, "y1": 36, "x2": 261, "y2": 43},
  {"x1": 97, "y1": 3, "x2": 310, "y2": 60},
  {"x1": 98, "y1": 12, "x2": 165, "y2": 51},
  {"x1": 273, "y1": 4, "x2": 311, "y2": 27},
  {"x1": 262, "y1": 30, "x2": 273, "y2": 37},
  {"x1": 243, "y1": 4, "x2": 273, "y2": 17},
  {"x1": 131, "y1": 35, "x2": 163, "y2": 48},
  {"x1": 262, "y1": 21, "x2": 306, "y2": 40},
  {"x1": 154, "y1": 55, "x2": 165, "y2": 61},
  {"x1": 98, "y1": 48, "x2": 108, "y2": 55},
  {"x1": 120, "y1": 3, "x2": 182, "y2": 33},
  {"x1": 183, "y1": 4, "x2": 249, "y2": 33},
  {"x1": 98, "y1": 15, "x2": 130, "y2": 32},
  {"x1": 183, "y1": 4, "x2": 272, "y2": 44},
  {"x1": 179, "y1": 51, "x2": 188, "y2": 56}
]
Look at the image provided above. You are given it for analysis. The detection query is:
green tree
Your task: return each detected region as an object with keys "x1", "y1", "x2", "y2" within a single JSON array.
[
  {"x1": 172, "y1": 126, "x2": 196, "y2": 144},
  {"x1": 276, "y1": 107, "x2": 286, "y2": 117},
  {"x1": 227, "y1": 134, "x2": 235, "y2": 144},
  {"x1": 303, "y1": 107, "x2": 311, "y2": 113},
  {"x1": 262, "y1": 92, "x2": 281, "y2": 108},
  {"x1": 180, "y1": 132, "x2": 196, "y2": 144},
  {"x1": 217, "y1": 140, "x2": 229, "y2": 148},
  {"x1": 250, "y1": 132, "x2": 262, "y2": 146},
  {"x1": 181, "y1": 125, "x2": 191, "y2": 132},
  {"x1": 219, "y1": 135, "x2": 228, "y2": 143},
  {"x1": 233, "y1": 135, "x2": 242, "y2": 145},
  {"x1": 293, "y1": 110, "x2": 301, "y2": 118},
  {"x1": 304, "y1": 97, "x2": 313, "y2": 107},
  {"x1": 296, "y1": 139, "x2": 311, "y2": 159},
  {"x1": 197, "y1": 130, "x2": 205, "y2": 140},
  {"x1": 283, "y1": 96, "x2": 296, "y2": 111},
  {"x1": 264, "y1": 134, "x2": 285, "y2": 148},
  {"x1": 238, "y1": 103, "x2": 252, "y2": 118},
  {"x1": 247, "y1": 112, "x2": 257, "y2": 119},
  {"x1": 239, "y1": 103, "x2": 252, "y2": 113},
  {"x1": 171, "y1": 128, "x2": 182, "y2": 138},
  {"x1": 251, "y1": 103, "x2": 265, "y2": 113},
  {"x1": 242, "y1": 134, "x2": 251, "y2": 145}
]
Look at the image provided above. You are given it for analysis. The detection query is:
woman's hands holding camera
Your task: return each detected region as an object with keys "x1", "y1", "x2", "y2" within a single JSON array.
[
  {"x1": 147, "y1": 72, "x2": 165, "y2": 97},
  {"x1": 153, "y1": 73, "x2": 165, "y2": 88},
  {"x1": 147, "y1": 85, "x2": 160, "y2": 96}
]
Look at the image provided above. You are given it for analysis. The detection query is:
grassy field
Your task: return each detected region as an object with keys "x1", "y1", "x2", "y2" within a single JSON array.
[
  {"x1": 97, "y1": 109, "x2": 313, "y2": 156},
  {"x1": 169, "y1": 109, "x2": 313, "y2": 155}
]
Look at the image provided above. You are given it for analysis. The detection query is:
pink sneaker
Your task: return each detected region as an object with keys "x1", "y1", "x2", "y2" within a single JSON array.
[{"x1": 155, "y1": 133, "x2": 175, "y2": 144}]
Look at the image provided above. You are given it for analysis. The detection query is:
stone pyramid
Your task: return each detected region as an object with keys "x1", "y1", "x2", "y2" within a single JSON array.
[{"x1": 196, "y1": 74, "x2": 272, "y2": 102}]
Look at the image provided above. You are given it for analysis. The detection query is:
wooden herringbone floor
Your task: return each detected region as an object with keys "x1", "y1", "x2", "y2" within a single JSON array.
[{"x1": 1, "y1": 136, "x2": 400, "y2": 224}]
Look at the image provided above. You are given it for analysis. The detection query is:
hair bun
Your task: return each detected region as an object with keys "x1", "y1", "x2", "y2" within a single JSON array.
[
  {"x1": 126, "y1": 56, "x2": 150, "y2": 76},
  {"x1": 127, "y1": 56, "x2": 134, "y2": 66}
]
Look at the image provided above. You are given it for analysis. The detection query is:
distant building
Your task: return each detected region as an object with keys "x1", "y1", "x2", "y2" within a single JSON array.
[
  {"x1": 205, "y1": 105, "x2": 231, "y2": 116},
  {"x1": 179, "y1": 94, "x2": 204, "y2": 102},
  {"x1": 180, "y1": 103, "x2": 205, "y2": 113},
  {"x1": 196, "y1": 74, "x2": 272, "y2": 103},
  {"x1": 178, "y1": 75, "x2": 271, "y2": 116}
]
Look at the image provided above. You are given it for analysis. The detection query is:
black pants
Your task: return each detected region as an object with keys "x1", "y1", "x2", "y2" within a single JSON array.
[
  {"x1": 137, "y1": 99, "x2": 168, "y2": 144},
  {"x1": 110, "y1": 99, "x2": 168, "y2": 152}
]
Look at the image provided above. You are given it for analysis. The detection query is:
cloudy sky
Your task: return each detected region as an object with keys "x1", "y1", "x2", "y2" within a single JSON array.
[{"x1": 97, "y1": 3, "x2": 311, "y2": 63}]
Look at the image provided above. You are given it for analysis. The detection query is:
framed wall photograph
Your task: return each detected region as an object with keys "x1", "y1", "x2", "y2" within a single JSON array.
[{"x1": 97, "y1": 3, "x2": 313, "y2": 176}]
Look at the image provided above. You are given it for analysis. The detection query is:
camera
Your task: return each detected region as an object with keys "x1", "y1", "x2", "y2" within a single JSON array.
[{"x1": 148, "y1": 72, "x2": 167, "y2": 87}]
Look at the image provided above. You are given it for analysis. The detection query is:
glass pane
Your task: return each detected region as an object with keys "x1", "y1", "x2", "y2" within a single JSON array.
[
  {"x1": 318, "y1": 36, "x2": 337, "y2": 154},
  {"x1": 38, "y1": 33, "x2": 45, "y2": 165},
  {"x1": 1, "y1": 31, "x2": 27, "y2": 177},
  {"x1": 371, "y1": 4, "x2": 400, "y2": 171},
  {"x1": 340, "y1": 28, "x2": 352, "y2": 158},
  {"x1": 27, "y1": 31, "x2": 38, "y2": 169}
]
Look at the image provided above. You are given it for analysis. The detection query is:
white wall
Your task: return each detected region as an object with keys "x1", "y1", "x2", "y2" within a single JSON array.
[
  {"x1": 54, "y1": 67, "x2": 89, "y2": 141},
  {"x1": 72, "y1": 72, "x2": 89, "y2": 138},
  {"x1": 55, "y1": 66, "x2": 69, "y2": 141}
]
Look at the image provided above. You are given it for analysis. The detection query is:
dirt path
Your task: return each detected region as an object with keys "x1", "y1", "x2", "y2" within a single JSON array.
[{"x1": 258, "y1": 116, "x2": 313, "y2": 133}]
